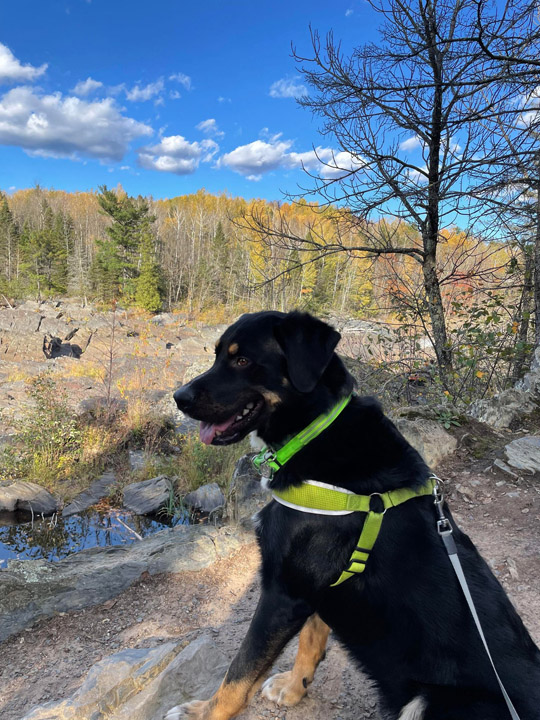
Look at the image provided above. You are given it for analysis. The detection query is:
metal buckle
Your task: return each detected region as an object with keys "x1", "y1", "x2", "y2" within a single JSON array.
[
  {"x1": 432, "y1": 476, "x2": 453, "y2": 536},
  {"x1": 437, "y1": 518, "x2": 453, "y2": 536},
  {"x1": 253, "y1": 450, "x2": 278, "y2": 479}
]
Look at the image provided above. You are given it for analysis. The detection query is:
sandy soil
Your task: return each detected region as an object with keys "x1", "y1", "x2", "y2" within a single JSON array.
[{"x1": 0, "y1": 453, "x2": 539, "y2": 720}]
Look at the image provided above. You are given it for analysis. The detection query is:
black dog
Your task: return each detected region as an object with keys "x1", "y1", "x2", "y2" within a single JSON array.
[{"x1": 169, "y1": 310, "x2": 540, "y2": 720}]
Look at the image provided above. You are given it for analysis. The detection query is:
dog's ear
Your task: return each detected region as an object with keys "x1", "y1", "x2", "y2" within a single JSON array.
[{"x1": 275, "y1": 312, "x2": 341, "y2": 393}]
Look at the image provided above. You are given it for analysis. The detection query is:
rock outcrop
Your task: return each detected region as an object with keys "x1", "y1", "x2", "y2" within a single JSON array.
[
  {"x1": 469, "y1": 346, "x2": 540, "y2": 429},
  {"x1": 504, "y1": 436, "x2": 540, "y2": 475},
  {"x1": 62, "y1": 471, "x2": 117, "y2": 517},
  {"x1": 0, "y1": 481, "x2": 58, "y2": 516},
  {"x1": 123, "y1": 476, "x2": 173, "y2": 515},
  {"x1": 393, "y1": 416, "x2": 458, "y2": 468},
  {"x1": 0, "y1": 524, "x2": 250, "y2": 643},
  {"x1": 21, "y1": 636, "x2": 228, "y2": 720},
  {"x1": 184, "y1": 483, "x2": 225, "y2": 514}
]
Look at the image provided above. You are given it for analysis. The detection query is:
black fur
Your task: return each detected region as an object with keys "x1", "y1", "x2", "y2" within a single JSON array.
[{"x1": 174, "y1": 311, "x2": 540, "y2": 720}]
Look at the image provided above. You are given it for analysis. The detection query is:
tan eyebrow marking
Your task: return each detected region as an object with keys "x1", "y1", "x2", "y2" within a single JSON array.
[{"x1": 228, "y1": 342, "x2": 239, "y2": 355}]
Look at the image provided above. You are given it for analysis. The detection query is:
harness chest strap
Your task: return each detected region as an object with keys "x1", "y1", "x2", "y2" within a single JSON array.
[
  {"x1": 272, "y1": 478, "x2": 437, "y2": 586},
  {"x1": 251, "y1": 394, "x2": 435, "y2": 587}
]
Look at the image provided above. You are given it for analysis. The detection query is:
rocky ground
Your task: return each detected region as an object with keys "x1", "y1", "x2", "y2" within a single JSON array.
[
  {"x1": 0, "y1": 300, "x2": 222, "y2": 445},
  {"x1": 0, "y1": 448, "x2": 539, "y2": 720},
  {"x1": 1, "y1": 301, "x2": 539, "y2": 720}
]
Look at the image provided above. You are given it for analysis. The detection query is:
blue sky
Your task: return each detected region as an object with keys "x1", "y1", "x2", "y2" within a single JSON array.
[{"x1": 0, "y1": 0, "x2": 376, "y2": 201}]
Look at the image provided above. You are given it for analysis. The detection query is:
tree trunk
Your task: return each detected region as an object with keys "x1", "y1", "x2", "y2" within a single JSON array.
[
  {"x1": 535, "y1": 185, "x2": 540, "y2": 345},
  {"x1": 422, "y1": 247, "x2": 452, "y2": 380},
  {"x1": 512, "y1": 247, "x2": 533, "y2": 382}
]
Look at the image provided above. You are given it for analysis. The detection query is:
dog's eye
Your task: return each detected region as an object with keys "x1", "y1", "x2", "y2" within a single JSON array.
[{"x1": 235, "y1": 357, "x2": 250, "y2": 367}]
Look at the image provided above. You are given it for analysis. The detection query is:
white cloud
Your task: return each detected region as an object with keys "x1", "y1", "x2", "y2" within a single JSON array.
[
  {"x1": 0, "y1": 43, "x2": 47, "y2": 84},
  {"x1": 196, "y1": 118, "x2": 224, "y2": 139},
  {"x1": 126, "y1": 78, "x2": 164, "y2": 102},
  {"x1": 269, "y1": 77, "x2": 307, "y2": 99},
  {"x1": 71, "y1": 77, "x2": 103, "y2": 96},
  {"x1": 137, "y1": 134, "x2": 218, "y2": 174},
  {"x1": 345, "y1": 8, "x2": 354, "y2": 16},
  {"x1": 400, "y1": 135, "x2": 423, "y2": 151},
  {"x1": 169, "y1": 90, "x2": 181, "y2": 100},
  {"x1": 219, "y1": 139, "x2": 293, "y2": 180},
  {"x1": 0, "y1": 86, "x2": 152, "y2": 161},
  {"x1": 407, "y1": 166, "x2": 428, "y2": 183},
  {"x1": 218, "y1": 96, "x2": 231, "y2": 103},
  {"x1": 219, "y1": 138, "x2": 363, "y2": 181},
  {"x1": 169, "y1": 72, "x2": 192, "y2": 90},
  {"x1": 288, "y1": 147, "x2": 364, "y2": 178}
]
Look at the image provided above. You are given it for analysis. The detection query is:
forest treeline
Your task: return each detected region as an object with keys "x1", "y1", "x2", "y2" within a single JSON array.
[
  {"x1": 0, "y1": 183, "x2": 528, "y2": 405},
  {"x1": 0, "y1": 184, "x2": 513, "y2": 319}
]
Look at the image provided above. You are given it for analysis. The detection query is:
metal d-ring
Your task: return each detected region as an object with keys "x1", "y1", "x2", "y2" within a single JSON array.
[{"x1": 369, "y1": 492, "x2": 388, "y2": 514}]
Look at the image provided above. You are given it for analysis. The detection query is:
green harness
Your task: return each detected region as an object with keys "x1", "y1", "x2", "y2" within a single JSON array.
[{"x1": 252, "y1": 394, "x2": 436, "y2": 587}]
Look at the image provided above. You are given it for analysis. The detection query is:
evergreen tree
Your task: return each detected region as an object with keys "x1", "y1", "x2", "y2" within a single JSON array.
[
  {"x1": 92, "y1": 186, "x2": 157, "y2": 303},
  {"x1": 17, "y1": 201, "x2": 69, "y2": 298},
  {"x1": 135, "y1": 232, "x2": 164, "y2": 312}
]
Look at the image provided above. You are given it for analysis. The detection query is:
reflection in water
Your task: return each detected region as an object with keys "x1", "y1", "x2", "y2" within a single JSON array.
[{"x1": 0, "y1": 508, "x2": 189, "y2": 568}]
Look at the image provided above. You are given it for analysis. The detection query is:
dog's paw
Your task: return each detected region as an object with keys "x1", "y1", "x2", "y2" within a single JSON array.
[
  {"x1": 165, "y1": 700, "x2": 210, "y2": 720},
  {"x1": 261, "y1": 671, "x2": 307, "y2": 706}
]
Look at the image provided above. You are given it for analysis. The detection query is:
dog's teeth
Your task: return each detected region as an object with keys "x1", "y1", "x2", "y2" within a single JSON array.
[
  {"x1": 242, "y1": 408, "x2": 250, "y2": 416},
  {"x1": 236, "y1": 415, "x2": 242, "y2": 421},
  {"x1": 247, "y1": 402, "x2": 255, "y2": 409},
  {"x1": 215, "y1": 430, "x2": 222, "y2": 436}
]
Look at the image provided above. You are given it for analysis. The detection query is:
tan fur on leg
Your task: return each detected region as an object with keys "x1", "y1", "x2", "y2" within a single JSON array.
[
  {"x1": 165, "y1": 675, "x2": 265, "y2": 720},
  {"x1": 261, "y1": 614, "x2": 330, "y2": 706}
]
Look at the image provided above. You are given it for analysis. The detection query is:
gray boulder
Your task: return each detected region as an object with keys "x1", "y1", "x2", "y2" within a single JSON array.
[
  {"x1": 21, "y1": 636, "x2": 228, "y2": 720},
  {"x1": 0, "y1": 481, "x2": 58, "y2": 516},
  {"x1": 0, "y1": 524, "x2": 250, "y2": 643},
  {"x1": 229, "y1": 454, "x2": 269, "y2": 523},
  {"x1": 394, "y1": 417, "x2": 457, "y2": 468},
  {"x1": 0, "y1": 309, "x2": 43, "y2": 333},
  {"x1": 468, "y1": 388, "x2": 536, "y2": 430},
  {"x1": 504, "y1": 436, "x2": 540, "y2": 474},
  {"x1": 123, "y1": 476, "x2": 173, "y2": 515},
  {"x1": 184, "y1": 482, "x2": 225, "y2": 514},
  {"x1": 469, "y1": 345, "x2": 540, "y2": 429},
  {"x1": 39, "y1": 316, "x2": 75, "y2": 339},
  {"x1": 62, "y1": 471, "x2": 117, "y2": 517}
]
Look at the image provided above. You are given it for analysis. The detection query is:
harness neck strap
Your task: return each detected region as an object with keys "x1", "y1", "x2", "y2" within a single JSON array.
[{"x1": 252, "y1": 394, "x2": 352, "y2": 478}]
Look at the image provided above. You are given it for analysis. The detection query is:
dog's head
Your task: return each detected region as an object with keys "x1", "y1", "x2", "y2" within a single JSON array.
[{"x1": 173, "y1": 310, "x2": 353, "y2": 446}]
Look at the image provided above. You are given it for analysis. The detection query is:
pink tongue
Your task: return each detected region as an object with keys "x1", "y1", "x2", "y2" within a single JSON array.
[{"x1": 199, "y1": 414, "x2": 237, "y2": 445}]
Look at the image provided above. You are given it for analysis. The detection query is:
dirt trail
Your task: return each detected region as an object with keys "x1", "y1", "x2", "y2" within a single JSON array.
[{"x1": 0, "y1": 457, "x2": 539, "y2": 720}]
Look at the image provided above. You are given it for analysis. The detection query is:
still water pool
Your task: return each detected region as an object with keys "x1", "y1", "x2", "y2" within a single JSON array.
[{"x1": 0, "y1": 509, "x2": 188, "y2": 568}]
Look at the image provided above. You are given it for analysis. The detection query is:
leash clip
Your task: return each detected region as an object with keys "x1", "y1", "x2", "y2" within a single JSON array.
[
  {"x1": 252, "y1": 449, "x2": 280, "y2": 479},
  {"x1": 432, "y1": 475, "x2": 453, "y2": 536}
]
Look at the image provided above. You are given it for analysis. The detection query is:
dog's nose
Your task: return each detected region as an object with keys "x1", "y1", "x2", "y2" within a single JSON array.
[{"x1": 173, "y1": 384, "x2": 195, "y2": 412}]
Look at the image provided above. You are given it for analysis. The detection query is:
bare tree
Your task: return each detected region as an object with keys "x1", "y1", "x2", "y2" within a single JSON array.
[
  {"x1": 243, "y1": 0, "x2": 540, "y2": 383},
  {"x1": 472, "y1": 0, "x2": 540, "y2": 344}
]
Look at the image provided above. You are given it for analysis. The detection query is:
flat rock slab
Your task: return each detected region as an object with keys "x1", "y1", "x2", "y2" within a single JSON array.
[
  {"x1": 123, "y1": 475, "x2": 172, "y2": 515},
  {"x1": 505, "y1": 436, "x2": 540, "y2": 474},
  {"x1": 62, "y1": 471, "x2": 117, "y2": 517},
  {"x1": 0, "y1": 481, "x2": 58, "y2": 516},
  {"x1": 21, "y1": 636, "x2": 228, "y2": 720},
  {"x1": 184, "y1": 482, "x2": 225, "y2": 514},
  {"x1": 0, "y1": 524, "x2": 250, "y2": 643}
]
